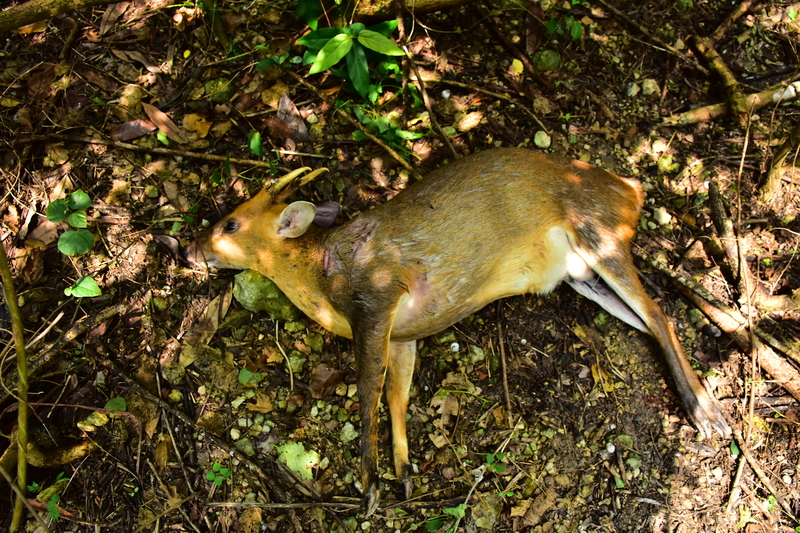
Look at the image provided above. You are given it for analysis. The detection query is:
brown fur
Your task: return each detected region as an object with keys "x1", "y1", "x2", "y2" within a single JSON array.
[{"x1": 186, "y1": 148, "x2": 730, "y2": 515}]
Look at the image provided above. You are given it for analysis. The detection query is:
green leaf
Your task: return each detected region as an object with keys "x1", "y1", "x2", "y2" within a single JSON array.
[
  {"x1": 346, "y1": 41, "x2": 369, "y2": 98},
  {"x1": 297, "y1": 27, "x2": 343, "y2": 51},
  {"x1": 67, "y1": 211, "x2": 87, "y2": 228},
  {"x1": 357, "y1": 30, "x2": 405, "y2": 56},
  {"x1": 255, "y1": 57, "x2": 277, "y2": 71},
  {"x1": 443, "y1": 503, "x2": 467, "y2": 519},
  {"x1": 64, "y1": 276, "x2": 102, "y2": 298},
  {"x1": 277, "y1": 442, "x2": 319, "y2": 480},
  {"x1": 348, "y1": 22, "x2": 365, "y2": 35},
  {"x1": 248, "y1": 131, "x2": 264, "y2": 157},
  {"x1": 104, "y1": 397, "x2": 127, "y2": 412},
  {"x1": 68, "y1": 190, "x2": 91, "y2": 211},
  {"x1": 238, "y1": 368, "x2": 263, "y2": 386},
  {"x1": 730, "y1": 441, "x2": 740, "y2": 457},
  {"x1": 295, "y1": 0, "x2": 322, "y2": 30},
  {"x1": 569, "y1": 20, "x2": 583, "y2": 40},
  {"x1": 367, "y1": 20, "x2": 398, "y2": 37},
  {"x1": 46, "y1": 199, "x2": 70, "y2": 223},
  {"x1": 157, "y1": 129, "x2": 169, "y2": 145},
  {"x1": 58, "y1": 229, "x2": 94, "y2": 256},
  {"x1": 425, "y1": 519, "x2": 445, "y2": 531},
  {"x1": 308, "y1": 33, "x2": 352, "y2": 74},
  {"x1": 47, "y1": 494, "x2": 61, "y2": 521}
]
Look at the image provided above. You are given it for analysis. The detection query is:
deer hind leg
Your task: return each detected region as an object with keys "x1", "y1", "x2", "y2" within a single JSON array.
[
  {"x1": 387, "y1": 340, "x2": 416, "y2": 499},
  {"x1": 587, "y1": 247, "x2": 730, "y2": 438}
]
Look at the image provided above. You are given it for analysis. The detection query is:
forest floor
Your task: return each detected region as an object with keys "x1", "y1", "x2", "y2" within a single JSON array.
[{"x1": 1, "y1": 0, "x2": 799, "y2": 532}]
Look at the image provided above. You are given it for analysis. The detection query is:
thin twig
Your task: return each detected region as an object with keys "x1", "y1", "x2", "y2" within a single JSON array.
[
  {"x1": 285, "y1": 70, "x2": 423, "y2": 181},
  {"x1": 404, "y1": 47, "x2": 458, "y2": 159},
  {"x1": 0, "y1": 464, "x2": 50, "y2": 532},
  {"x1": 495, "y1": 301, "x2": 513, "y2": 428},
  {"x1": 0, "y1": 238, "x2": 29, "y2": 532}
]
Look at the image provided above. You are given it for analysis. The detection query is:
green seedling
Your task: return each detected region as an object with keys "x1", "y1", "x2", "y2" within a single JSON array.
[
  {"x1": 46, "y1": 190, "x2": 102, "y2": 297},
  {"x1": 485, "y1": 452, "x2": 507, "y2": 474},
  {"x1": 206, "y1": 462, "x2": 232, "y2": 487}
]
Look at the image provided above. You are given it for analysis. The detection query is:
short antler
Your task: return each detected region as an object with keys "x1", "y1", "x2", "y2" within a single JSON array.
[{"x1": 268, "y1": 167, "x2": 329, "y2": 203}]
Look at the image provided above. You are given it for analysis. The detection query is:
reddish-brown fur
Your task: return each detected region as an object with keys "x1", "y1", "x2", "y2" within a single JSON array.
[{"x1": 186, "y1": 148, "x2": 730, "y2": 515}]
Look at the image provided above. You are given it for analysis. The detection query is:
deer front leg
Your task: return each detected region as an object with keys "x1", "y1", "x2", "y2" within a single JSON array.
[
  {"x1": 387, "y1": 340, "x2": 416, "y2": 499},
  {"x1": 351, "y1": 303, "x2": 399, "y2": 516}
]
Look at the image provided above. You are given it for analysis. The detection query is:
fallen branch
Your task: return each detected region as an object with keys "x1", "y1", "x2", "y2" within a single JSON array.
[
  {"x1": 0, "y1": 0, "x2": 112, "y2": 36},
  {"x1": 662, "y1": 79, "x2": 800, "y2": 126}
]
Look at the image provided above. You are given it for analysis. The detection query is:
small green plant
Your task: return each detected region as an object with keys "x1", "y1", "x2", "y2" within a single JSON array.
[
  {"x1": 350, "y1": 104, "x2": 425, "y2": 151},
  {"x1": 298, "y1": 20, "x2": 405, "y2": 100},
  {"x1": 46, "y1": 494, "x2": 61, "y2": 520},
  {"x1": 206, "y1": 462, "x2": 232, "y2": 487},
  {"x1": 46, "y1": 190, "x2": 102, "y2": 297},
  {"x1": 485, "y1": 452, "x2": 507, "y2": 474},
  {"x1": 32, "y1": 472, "x2": 69, "y2": 521}
]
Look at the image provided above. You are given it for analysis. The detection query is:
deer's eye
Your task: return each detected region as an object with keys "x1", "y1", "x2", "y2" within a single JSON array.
[{"x1": 223, "y1": 220, "x2": 239, "y2": 233}]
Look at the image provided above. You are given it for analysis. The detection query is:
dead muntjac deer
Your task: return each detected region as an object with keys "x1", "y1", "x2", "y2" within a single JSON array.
[{"x1": 186, "y1": 148, "x2": 730, "y2": 515}]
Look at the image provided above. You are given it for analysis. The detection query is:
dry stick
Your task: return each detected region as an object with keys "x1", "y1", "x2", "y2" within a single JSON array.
[
  {"x1": 638, "y1": 247, "x2": 800, "y2": 367},
  {"x1": 103, "y1": 358, "x2": 306, "y2": 533},
  {"x1": 0, "y1": 0, "x2": 112, "y2": 36},
  {"x1": 636, "y1": 251, "x2": 800, "y2": 402},
  {"x1": 129, "y1": 494, "x2": 197, "y2": 533},
  {"x1": 709, "y1": 179, "x2": 799, "y2": 312},
  {"x1": 404, "y1": 48, "x2": 458, "y2": 160},
  {"x1": 662, "y1": 76, "x2": 800, "y2": 126},
  {"x1": 675, "y1": 285, "x2": 800, "y2": 403},
  {"x1": 15, "y1": 135, "x2": 280, "y2": 169},
  {"x1": 285, "y1": 70, "x2": 424, "y2": 181},
  {"x1": 495, "y1": 301, "x2": 513, "y2": 428},
  {"x1": 732, "y1": 426, "x2": 797, "y2": 521},
  {"x1": 0, "y1": 242, "x2": 29, "y2": 532},
  {"x1": 691, "y1": 36, "x2": 749, "y2": 125},
  {"x1": 760, "y1": 120, "x2": 800, "y2": 202},
  {"x1": 711, "y1": 0, "x2": 758, "y2": 43}
]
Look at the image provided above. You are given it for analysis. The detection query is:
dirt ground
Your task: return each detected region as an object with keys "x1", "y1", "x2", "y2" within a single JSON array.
[{"x1": 0, "y1": 0, "x2": 799, "y2": 532}]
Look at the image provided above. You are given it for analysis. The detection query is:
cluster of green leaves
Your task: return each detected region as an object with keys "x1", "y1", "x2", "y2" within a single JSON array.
[
  {"x1": 28, "y1": 471, "x2": 69, "y2": 521},
  {"x1": 206, "y1": 462, "x2": 232, "y2": 487},
  {"x1": 253, "y1": 50, "x2": 303, "y2": 72},
  {"x1": 485, "y1": 452, "x2": 507, "y2": 474},
  {"x1": 417, "y1": 503, "x2": 467, "y2": 532},
  {"x1": 298, "y1": 20, "x2": 405, "y2": 100},
  {"x1": 350, "y1": 104, "x2": 425, "y2": 152},
  {"x1": 545, "y1": 0, "x2": 590, "y2": 40},
  {"x1": 46, "y1": 191, "x2": 102, "y2": 298}
]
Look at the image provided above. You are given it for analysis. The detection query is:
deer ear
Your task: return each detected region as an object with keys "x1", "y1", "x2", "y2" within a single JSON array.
[{"x1": 277, "y1": 201, "x2": 316, "y2": 238}]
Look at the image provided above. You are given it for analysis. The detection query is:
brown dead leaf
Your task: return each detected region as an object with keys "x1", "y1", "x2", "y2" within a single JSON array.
[
  {"x1": 27, "y1": 65, "x2": 56, "y2": 100},
  {"x1": 141, "y1": 102, "x2": 188, "y2": 143},
  {"x1": 110, "y1": 119, "x2": 157, "y2": 141},
  {"x1": 183, "y1": 288, "x2": 233, "y2": 347},
  {"x1": 522, "y1": 487, "x2": 558, "y2": 527},
  {"x1": 308, "y1": 363, "x2": 343, "y2": 399},
  {"x1": 18, "y1": 21, "x2": 48, "y2": 34},
  {"x1": 100, "y1": 2, "x2": 130, "y2": 35},
  {"x1": 238, "y1": 507, "x2": 263, "y2": 533},
  {"x1": 182, "y1": 113, "x2": 211, "y2": 137},
  {"x1": 430, "y1": 391, "x2": 459, "y2": 428},
  {"x1": 154, "y1": 439, "x2": 169, "y2": 471},
  {"x1": 247, "y1": 393, "x2": 275, "y2": 413},
  {"x1": 16, "y1": 242, "x2": 44, "y2": 284}
]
